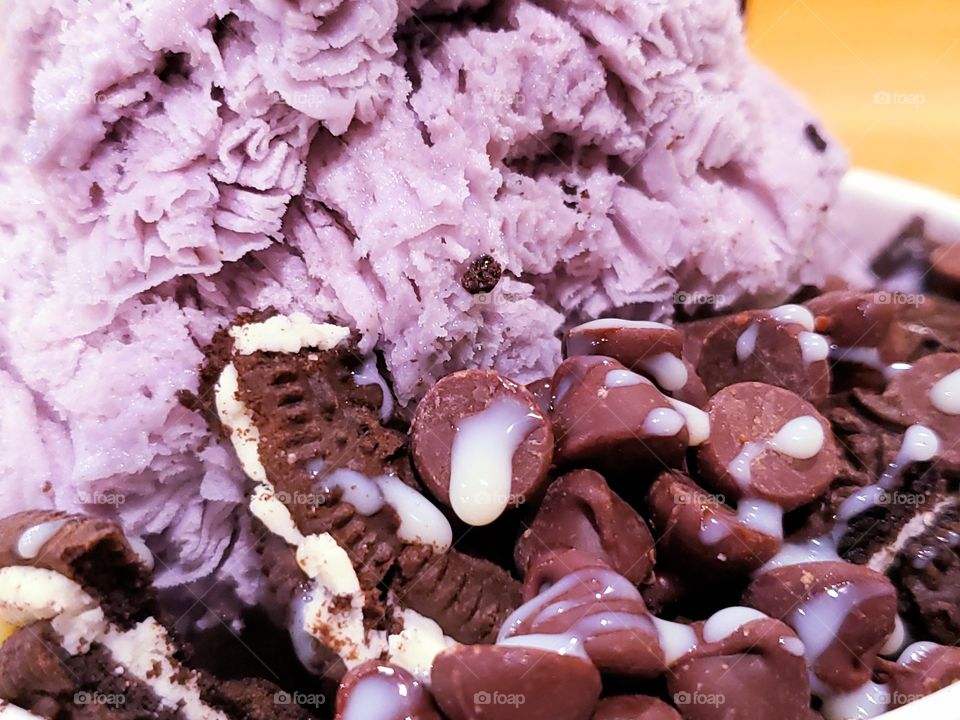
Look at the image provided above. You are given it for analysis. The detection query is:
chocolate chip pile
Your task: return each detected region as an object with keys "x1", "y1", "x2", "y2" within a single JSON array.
[
  {"x1": 5, "y1": 283, "x2": 960, "y2": 720},
  {"x1": 189, "y1": 280, "x2": 960, "y2": 720}
]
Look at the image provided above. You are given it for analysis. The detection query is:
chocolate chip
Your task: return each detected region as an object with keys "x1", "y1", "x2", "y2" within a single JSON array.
[
  {"x1": 592, "y1": 696, "x2": 682, "y2": 720},
  {"x1": 805, "y1": 291, "x2": 896, "y2": 348},
  {"x1": 646, "y1": 471, "x2": 782, "y2": 575},
  {"x1": 514, "y1": 469, "x2": 656, "y2": 585},
  {"x1": 411, "y1": 370, "x2": 553, "y2": 525},
  {"x1": 506, "y1": 550, "x2": 665, "y2": 677},
  {"x1": 744, "y1": 561, "x2": 897, "y2": 691},
  {"x1": 551, "y1": 356, "x2": 690, "y2": 477},
  {"x1": 878, "y1": 353, "x2": 960, "y2": 470},
  {"x1": 461, "y1": 255, "x2": 503, "y2": 294},
  {"x1": 804, "y1": 123, "x2": 828, "y2": 153},
  {"x1": 336, "y1": 661, "x2": 442, "y2": 720},
  {"x1": 696, "y1": 382, "x2": 839, "y2": 511},
  {"x1": 668, "y1": 616, "x2": 810, "y2": 720},
  {"x1": 431, "y1": 644, "x2": 601, "y2": 720},
  {"x1": 879, "y1": 643, "x2": 960, "y2": 708},
  {"x1": 565, "y1": 320, "x2": 684, "y2": 381},
  {"x1": 526, "y1": 377, "x2": 553, "y2": 416},
  {"x1": 697, "y1": 311, "x2": 831, "y2": 403}
]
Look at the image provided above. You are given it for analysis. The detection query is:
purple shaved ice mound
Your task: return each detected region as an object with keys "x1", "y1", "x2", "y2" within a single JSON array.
[{"x1": 0, "y1": 0, "x2": 849, "y2": 615}]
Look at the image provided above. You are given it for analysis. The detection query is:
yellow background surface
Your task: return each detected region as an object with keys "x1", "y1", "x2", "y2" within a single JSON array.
[{"x1": 748, "y1": 0, "x2": 960, "y2": 195}]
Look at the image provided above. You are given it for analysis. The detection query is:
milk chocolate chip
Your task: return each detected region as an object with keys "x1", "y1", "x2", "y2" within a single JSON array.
[
  {"x1": 877, "y1": 353, "x2": 960, "y2": 470},
  {"x1": 431, "y1": 644, "x2": 601, "y2": 720},
  {"x1": 411, "y1": 370, "x2": 553, "y2": 525},
  {"x1": 504, "y1": 550, "x2": 665, "y2": 677},
  {"x1": 592, "y1": 696, "x2": 681, "y2": 720},
  {"x1": 646, "y1": 471, "x2": 782, "y2": 576},
  {"x1": 744, "y1": 561, "x2": 897, "y2": 691},
  {"x1": 667, "y1": 615, "x2": 810, "y2": 720},
  {"x1": 336, "y1": 661, "x2": 442, "y2": 720},
  {"x1": 880, "y1": 642, "x2": 960, "y2": 708},
  {"x1": 697, "y1": 308, "x2": 831, "y2": 403},
  {"x1": 805, "y1": 291, "x2": 896, "y2": 348},
  {"x1": 514, "y1": 469, "x2": 655, "y2": 585},
  {"x1": 696, "y1": 382, "x2": 839, "y2": 511},
  {"x1": 566, "y1": 320, "x2": 688, "y2": 389},
  {"x1": 551, "y1": 356, "x2": 691, "y2": 475}
]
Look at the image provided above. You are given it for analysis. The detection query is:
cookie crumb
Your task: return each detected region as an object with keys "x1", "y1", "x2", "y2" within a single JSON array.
[{"x1": 461, "y1": 254, "x2": 502, "y2": 294}]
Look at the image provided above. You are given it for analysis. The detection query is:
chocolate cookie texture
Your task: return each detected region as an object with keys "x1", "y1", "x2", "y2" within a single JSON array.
[
  {"x1": 0, "y1": 511, "x2": 304, "y2": 720},
  {"x1": 210, "y1": 313, "x2": 518, "y2": 682},
  {"x1": 411, "y1": 369, "x2": 553, "y2": 526}
]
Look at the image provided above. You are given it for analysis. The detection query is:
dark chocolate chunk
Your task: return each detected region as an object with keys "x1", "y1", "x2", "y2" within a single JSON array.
[
  {"x1": 697, "y1": 311, "x2": 831, "y2": 403},
  {"x1": 336, "y1": 661, "x2": 442, "y2": 720},
  {"x1": 668, "y1": 616, "x2": 810, "y2": 720},
  {"x1": 696, "y1": 382, "x2": 839, "y2": 510},
  {"x1": 431, "y1": 644, "x2": 601, "y2": 720},
  {"x1": 514, "y1": 469, "x2": 655, "y2": 586},
  {"x1": 391, "y1": 545, "x2": 522, "y2": 645},
  {"x1": 592, "y1": 696, "x2": 682, "y2": 720},
  {"x1": 744, "y1": 561, "x2": 897, "y2": 691},
  {"x1": 646, "y1": 471, "x2": 782, "y2": 576},
  {"x1": 461, "y1": 254, "x2": 503, "y2": 294},
  {"x1": 551, "y1": 356, "x2": 690, "y2": 477},
  {"x1": 804, "y1": 123, "x2": 828, "y2": 153},
  {"x1": 411, "y1": 369, "x2": 554, "y2": 524}
]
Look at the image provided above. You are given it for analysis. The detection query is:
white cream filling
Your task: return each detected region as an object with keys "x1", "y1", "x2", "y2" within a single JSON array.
[
  {"x1": 215, "y1": 320, "x2": 457, "y2": 679},
  {"x1": 229, "y1": 312, "x2": 349, "y2": 355},
  {"x1": 0, "y1": 567, "x2": 227, "y2": 720},
  {"x1": 0, "y1": 701, "x2": 45, "y2": 719}
]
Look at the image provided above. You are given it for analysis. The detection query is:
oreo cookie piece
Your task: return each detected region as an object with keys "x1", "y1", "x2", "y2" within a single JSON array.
[
  {"x1": 0, "y1": 510, "x2": 306, "y2": 720},
  {"x1": 888, "y1": 500, "x2": 960, "y2": 645},
  {"x1": 208, "y1": 313, "x2": 520, "y2": 681}
]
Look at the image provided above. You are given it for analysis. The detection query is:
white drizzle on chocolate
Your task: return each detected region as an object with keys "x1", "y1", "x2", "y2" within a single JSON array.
[
  {"x1": 448, "y1": 396, "x2": 540, "y2": 526},
  {"x1": 640, "y1": 352, "x2": 688, "y2": 391},
  {"x1": 353, "y1": 356, "x2": 395, "y2": 422},
  {"x1": 497, "y1": 567, "x2": 656, "y2": 666},
  {"x1": 829, "y1": 346, "x2": 911, "y2": 380},
  {"x1": 820, "y1": 681, "x2": 890, "y2": 720},
  {"x1": 737, "y1": 305, "x2": 829, "y2": 366},
  {"x1": 642, "y1": 408, "x2": 686, "y2": 437},
  {"x1": 214, "y1": 316, "x2": 457, "y2": 680},
  {"x1": 16, "y1": 519, "x2": 68, "y2": 560},
  {"x1": 736, "y1": 323, "x2": 759, "y2": 362},
  {"x1": 727, "y1": 415, "x2": 825, "y2": 490},
  {"x1": 930, "y1": 368, "x2": 960, "y2": 414},
  {"x1": 834, "y1": 424, "x2": 940, "y2": 545}
]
